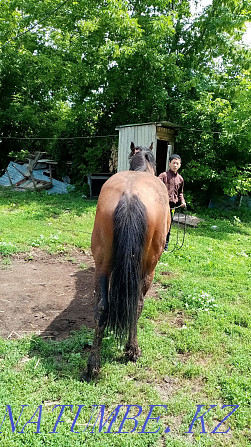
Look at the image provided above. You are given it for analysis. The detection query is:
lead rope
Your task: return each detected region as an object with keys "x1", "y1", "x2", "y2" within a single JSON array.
[{"x1": 166, "y1": 205, "x2": 187, "y2": 253}]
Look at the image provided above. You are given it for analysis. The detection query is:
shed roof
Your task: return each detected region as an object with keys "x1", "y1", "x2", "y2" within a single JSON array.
[{"x1": 115, "y1": 121, "x2": 180, "y2": 130}]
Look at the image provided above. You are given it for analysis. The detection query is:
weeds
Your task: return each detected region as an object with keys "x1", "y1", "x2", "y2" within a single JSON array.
[{"x1": 0, "y1": 187, "x2": 250, "y2": 446}]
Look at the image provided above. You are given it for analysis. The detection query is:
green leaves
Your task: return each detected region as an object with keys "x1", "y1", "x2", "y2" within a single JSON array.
[{"x1": 0, "y1": 0, "x2": 250, "y2": 195}]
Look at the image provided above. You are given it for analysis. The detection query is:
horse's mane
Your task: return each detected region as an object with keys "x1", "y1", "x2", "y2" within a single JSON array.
[{"x1": 129, "y1": 147, "x2": 157, "y2": 175}]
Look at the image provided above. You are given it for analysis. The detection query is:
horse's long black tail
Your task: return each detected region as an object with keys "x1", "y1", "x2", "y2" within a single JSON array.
[{"x1": 107, "y1": 194, "x2": 147, "y2": 341}]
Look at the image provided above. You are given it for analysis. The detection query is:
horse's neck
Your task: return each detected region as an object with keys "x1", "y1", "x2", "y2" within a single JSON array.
[{"x1": 145, "y1": 162, "x2": 155, "y2": 175}]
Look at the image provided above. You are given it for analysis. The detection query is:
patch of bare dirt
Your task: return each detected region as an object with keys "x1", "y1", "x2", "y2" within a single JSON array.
[
  {"x1": 0, "y1": 249, "x2": 95, "y2": 340},
  {"x1": 155, "y1": 376, "x2": 180, "y2": 400},
  {"x1": 0, "y1": 249, "x2": 159, "y2": 340},
  {"x1": 169, "y1": 311, "x2": 186, "y2": 328}
]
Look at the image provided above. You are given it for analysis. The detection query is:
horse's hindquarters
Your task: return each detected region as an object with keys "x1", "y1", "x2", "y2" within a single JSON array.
[{"x1": 86, "y1": 170, "x2": 170, "y2": 379}]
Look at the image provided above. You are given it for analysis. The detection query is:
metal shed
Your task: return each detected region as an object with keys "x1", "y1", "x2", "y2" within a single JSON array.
[{"x1": 115, "y1": 121, "x2": 180, "y2": 176}]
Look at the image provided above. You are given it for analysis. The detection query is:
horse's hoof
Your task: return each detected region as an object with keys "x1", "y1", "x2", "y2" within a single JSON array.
[
  {"x1": 81, "y1": 371, "x2": 92, "y2": 383},
  {"x1": 81, "y1": 368, "x2": 99, "y2": 382},
  {"x1": 125, "y1": 346, "x2": 142, "y2": 362}
]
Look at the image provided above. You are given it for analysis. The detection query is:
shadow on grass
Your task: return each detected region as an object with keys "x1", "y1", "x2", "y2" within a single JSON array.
[
  {"x1": 171, "y1": 214, "x2": 250, "y2": 243},
  {"x1": 40, "y1": 267, "x2": 96, "y2": 338},
  {"x1": 28, "y1": 266, "x2": 125, "y2": 380},
  {"x1": 189, "y1": 207, "x2": 251, "y2": 239},
  {"x1": 190, "y1": 223, "x2": 250, "y2": 240}
]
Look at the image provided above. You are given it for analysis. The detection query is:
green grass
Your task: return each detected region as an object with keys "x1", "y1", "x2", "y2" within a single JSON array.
[
  {"x1": 0, "y1": 186, "x2": 250, "y2": 446},
  {"x1": 0, "y1": 188, "x2": 96, "y2": 255}
]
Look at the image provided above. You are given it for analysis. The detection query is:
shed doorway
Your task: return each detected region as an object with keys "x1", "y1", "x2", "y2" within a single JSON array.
[{"x1": 156, "y1": 140, "x2": 169, "y2": 176}]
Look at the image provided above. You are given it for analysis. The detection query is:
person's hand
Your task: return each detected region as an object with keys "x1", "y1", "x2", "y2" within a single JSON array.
[{"x1": 181, "y1": 202, "x2": 186, "y2": 208}]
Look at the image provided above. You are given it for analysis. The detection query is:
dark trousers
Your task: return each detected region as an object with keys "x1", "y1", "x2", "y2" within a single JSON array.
[{"x1": 164, "y1": 202, "x2": 176, "y2": 250}]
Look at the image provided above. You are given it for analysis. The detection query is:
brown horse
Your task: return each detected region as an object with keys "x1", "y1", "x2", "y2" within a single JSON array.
[{"x1": 85, "y1": 143, "x2": 170, "y2": 380}]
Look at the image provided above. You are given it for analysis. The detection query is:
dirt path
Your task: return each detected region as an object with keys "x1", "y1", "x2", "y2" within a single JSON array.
[{"x1": 0, "y1": 249, "x2": 159, "y2": 340}]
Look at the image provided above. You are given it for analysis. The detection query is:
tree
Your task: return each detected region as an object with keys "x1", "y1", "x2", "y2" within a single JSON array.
[{"x1": 0, "y1": 0, "x2": 250, "y2": 200}]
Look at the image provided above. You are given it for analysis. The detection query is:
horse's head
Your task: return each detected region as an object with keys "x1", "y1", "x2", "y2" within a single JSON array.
[
  {"x1": 129, "y1": 142, "x2": 156, "y2": 175},
  {"x1": 129, "y1": 142, "x2": 153, "y2": 158}
]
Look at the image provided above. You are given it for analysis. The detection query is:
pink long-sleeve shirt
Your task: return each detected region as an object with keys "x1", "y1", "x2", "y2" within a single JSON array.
[{"x1": 158, "y1": 169, "x2": 185, "y2": 205}]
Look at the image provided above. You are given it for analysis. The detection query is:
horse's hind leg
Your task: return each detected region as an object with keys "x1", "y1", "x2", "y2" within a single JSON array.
[
  {"x1": 125, "y1": 293, "x2": 143, "y2": 361},
  {"x1": 84, "y1": 273, "x2": 108, "y2": 381},
  {"x1": 125, "y1": 271, "x2": 155, "y2": 362},
  {"x1": 142, "y1": 271, "x2": 155, "y2": 296}
]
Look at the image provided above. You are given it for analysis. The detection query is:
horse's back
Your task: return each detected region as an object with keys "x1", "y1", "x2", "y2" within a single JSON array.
[
  {"x1": 91, "y1": 171, "x2": 170, "y2": 273},
  {"x1": 98, "y1": 171, "x2": 168, "y2": 208}
]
